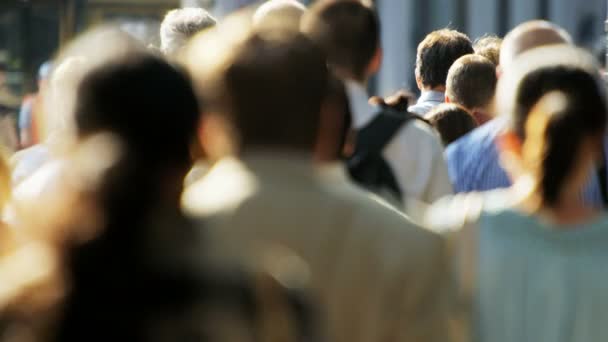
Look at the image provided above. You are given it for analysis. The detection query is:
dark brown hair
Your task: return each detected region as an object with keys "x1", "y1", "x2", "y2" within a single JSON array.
[
  {"x1": 446, "y1": 54, "x2": 497, "y2": 111},
  {"x1": 415, "y1": 29, "x2": 474, "y2": 88},
  {"x1": 302, "y1": 0, "x2": 380, "y2": 81},
  {"x1": 222, "y1": 31, "x2": 329, "y2": 151},
  {"x1": 426, "y1": 103, "x2": 477, "y2": 145}
]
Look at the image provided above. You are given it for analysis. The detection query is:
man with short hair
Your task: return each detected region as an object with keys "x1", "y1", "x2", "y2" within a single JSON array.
[
  {"x1": 445, "y1": 21, "x2": 583, "y2": 196},
  {"x1": 409, "y1": 29, "x2": 474, "y2": 116},
  {"x1": 160, "y1": 7, "x2": 216, "y2": 56},
  {"x1": 445, "y1": 54, "x2": 497, "y2": 124},
  {"x1": 184, "y1": 18, "x2": 450, "y2": 342},
  {"x1": 302, "y1": 0, "x2": 452, "y2": 210}
]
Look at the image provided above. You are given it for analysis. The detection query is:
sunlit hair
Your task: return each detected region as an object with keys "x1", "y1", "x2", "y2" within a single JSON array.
[
  {"x1": 253, "y1": 0, "x2": 306, "y2": 30},
  {"x1": 499, "y1": 20, "x2": 572, "y2": 69},
  {"x1": 496, "y1": 45, "x2": 604, "y2": 139},
  {"x1": 43, "y1": 26, "x2": 147, "y2": 147},
  {"x1": 523, "y1": 89, "x2": 607, "y2": 208},
  {"x1": 160, "y1": 8, "x2": 216, "y2": 56},
  {"x1": 473, "y1": 34, "x2": 501, "y2": 66}
]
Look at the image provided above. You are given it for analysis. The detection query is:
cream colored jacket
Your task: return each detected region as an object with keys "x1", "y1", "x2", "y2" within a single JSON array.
[{"x1": 183, "y1": 153, "x2": 451, "y2": 342}]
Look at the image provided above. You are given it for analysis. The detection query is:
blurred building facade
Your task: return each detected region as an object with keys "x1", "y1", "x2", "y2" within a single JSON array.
[{"x1": 0, "y1": 0, "x2": 605, "y2": 96}]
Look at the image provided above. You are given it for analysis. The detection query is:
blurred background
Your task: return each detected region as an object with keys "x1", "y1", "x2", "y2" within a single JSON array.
[{"x1": 0, "y1": 0, "x2": 605, "y2": 96}]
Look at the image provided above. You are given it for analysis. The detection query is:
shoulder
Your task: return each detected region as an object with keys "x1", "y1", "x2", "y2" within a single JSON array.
[
  {"x1": 445, "y1": 120, "x2": 501, "y2": 172},
  {"x1": 423, "y1": 189, "x2": 513, "y2": 234},
  {"x1": 337, "y1": 181, "x2": 445, "y2": 255},
  {"x1": 391, "y1": 117, "x2": 443, "y2": 151}
]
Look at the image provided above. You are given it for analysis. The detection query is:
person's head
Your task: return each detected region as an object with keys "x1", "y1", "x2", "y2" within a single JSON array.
[
  {"x1": 75, "y1": 52, "x2": 200, "y2": 179},
  {"x1": 253, "y1": 0, "x2": 306, "y2": 30},
  {"x1": 301, "y1": 0, "x2": 380, "y2": 82},
  {"x1": 497, "y1": 46, "x2": 607, "y2": 208},
  {"x1": 160, "y1": 8, "x2": 217, "y2": 56},
  {"x1": 186, "y1": 26, "x2": 328, "y2": 153},
  {"x1": 499, "y1": 20, "x2": 572, "y2": 72},
  {"x1": 46, "y1": 26, "x2": 147, "y2": 142},
  {"x1": 473, "y1": 34, "x2": 501, "y2": 66},
  {"x1": 415, "y1": 28, "x2": 474, "y2": 91},
  {"x1": 426, "y1": 103, "x2": 477, "y2": 145},
  {"x1": 445, "y1": 54, "x2": 497, "y2": 121}
]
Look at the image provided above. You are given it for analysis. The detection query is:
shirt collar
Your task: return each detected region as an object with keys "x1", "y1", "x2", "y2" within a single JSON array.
[{"x1": 417, "y1": 90, "x2": 445, "y2": 104}]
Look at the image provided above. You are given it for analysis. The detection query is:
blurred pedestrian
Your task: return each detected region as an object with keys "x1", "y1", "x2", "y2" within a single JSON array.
[
  {"x1": 302, "y1": 0, "x2": 453, "y2": 212},
  {"x1": 425, "y1": 45, "x2": 608, "y2": 342},
  {"x1": 445, "y1": 54, "x2": 497, "y2": 124},
  {"x1": 184, "y1": 18, "x2": 451, "y2": 342},
  {"x1": 409, "y1": 29, "x2": 474, "y2": 116}
]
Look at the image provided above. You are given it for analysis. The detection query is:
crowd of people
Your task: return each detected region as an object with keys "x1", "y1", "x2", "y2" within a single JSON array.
[{"x1": 0, "y1": 0, "x2": 607, "y2": 341}]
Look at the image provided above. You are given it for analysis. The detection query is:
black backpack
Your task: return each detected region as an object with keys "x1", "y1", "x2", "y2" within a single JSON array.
[{"x1": 347, "y1": 109, "x2": 423, "y2": 202}]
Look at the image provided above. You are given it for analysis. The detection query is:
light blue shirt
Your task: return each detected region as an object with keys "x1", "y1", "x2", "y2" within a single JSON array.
[
  {"x1": 477, "y1": 208, "x2": 608, "y2": 342},
  {"x1": 446, "y1": 117, "x2": 606, "y2": 207},
  {"x1": 408, "y1": 90, "x2": 444, "y2": 116}
]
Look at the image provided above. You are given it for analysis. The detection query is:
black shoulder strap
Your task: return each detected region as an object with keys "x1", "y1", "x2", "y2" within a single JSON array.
[
  {"x1": 355, "y1": 109, "x2": 421, "y2": 153},
  {"x1": 597, "y1": 146, "x2": 608, "y2": 207}
]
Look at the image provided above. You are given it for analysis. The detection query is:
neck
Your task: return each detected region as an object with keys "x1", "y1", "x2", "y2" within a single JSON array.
[
  {"x1": 513, "y1": 177, "x2": 600, "y2": 226},
  {"x1": 471, "y1": 109, "x2": 492, "y2": 125},
  {"x1": 422, "y1": 85, "x2": 445, "y2": 93}
]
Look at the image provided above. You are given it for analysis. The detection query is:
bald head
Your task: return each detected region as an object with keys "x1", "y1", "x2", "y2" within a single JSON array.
[
  {"x1": 500, "y1": 20, "x2": 572, "y2": 70},
  {"x1": 253, "y1": 0, "x2": 306, "y2": 29}
]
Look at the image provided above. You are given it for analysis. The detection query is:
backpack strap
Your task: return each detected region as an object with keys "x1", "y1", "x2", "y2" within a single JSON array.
[{"x1": 354, "y1": 109, "x2": 422, "y2": 153}]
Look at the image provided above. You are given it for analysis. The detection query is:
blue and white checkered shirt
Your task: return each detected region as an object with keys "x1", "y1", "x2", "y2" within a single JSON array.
[{"x1": 446, "y1": 117, "x2": 606, "y2": 207}]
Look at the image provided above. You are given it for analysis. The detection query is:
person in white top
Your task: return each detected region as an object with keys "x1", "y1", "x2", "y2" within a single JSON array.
[
  {"x1": 301, "y1": 1, "x2": 452, "y2": 214},
  {"x1": 409, "y1": 29, "x2": 474, "y2": 117},
  {"x1": 183, "y1": 18, "x2": 451, "y2": 342}
]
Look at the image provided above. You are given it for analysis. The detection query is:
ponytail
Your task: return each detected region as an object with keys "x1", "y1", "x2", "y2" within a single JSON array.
[{"x1": 524, "y1": 90, "x2": 607, "y2": 207}]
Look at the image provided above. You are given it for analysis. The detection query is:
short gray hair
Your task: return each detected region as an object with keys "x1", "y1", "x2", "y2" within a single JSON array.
[{"x1": 160, "y1": 8, "x2": 216, "y2": 56}]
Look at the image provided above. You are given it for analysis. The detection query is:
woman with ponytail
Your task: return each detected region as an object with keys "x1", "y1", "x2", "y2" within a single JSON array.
[{"x1": 424, "y1": 45, "x2": 608, "y2": 342}]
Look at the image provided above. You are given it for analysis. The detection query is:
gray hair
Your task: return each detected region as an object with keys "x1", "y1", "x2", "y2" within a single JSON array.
[{"x1": 160, "y1": 8, "x2": 216, "y2": 56}]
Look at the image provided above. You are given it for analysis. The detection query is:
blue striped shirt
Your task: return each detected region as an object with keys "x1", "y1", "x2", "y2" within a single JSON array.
[{"x1": 445, "y1": 117, "x2": 605, "y2": 207}]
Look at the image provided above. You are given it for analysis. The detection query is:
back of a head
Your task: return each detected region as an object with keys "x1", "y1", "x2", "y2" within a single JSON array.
[
  {"x1": 523, "y1": 88, "x2": 607, "y2": 208},
  {"x1": 473, "y1": 34, "x2": 502, "y2": 66},
  {"x1": 499, "y1": 20, "x2": 572, "y2": 70},
  {"x1": 160, "y1": 8, "x2": 217, "y2": 56},
  {"x1": 187, "y1": 26, "x2": 328, "y2": 152},
  {"x1": 426, "y1": 103, "x2": 478, "y2": 145},
  {"x1": 253, "y1": 0, "x2": 306, "y2": 30},
  {"x1": 497, "y1": 45, "x2": 604, "y2": 140},
  {"x1": 301, "y1": 0, "x2": 379, "y2": 81},
  {"x1": 75, "y1": 52, "x2": 199, "y2": 168},
  {"x1": 446, "y1": 54, "x2": 497, "y2": 111},
  {"x1": 416, "y1": 28, "x2": 474, "y2": 89}
]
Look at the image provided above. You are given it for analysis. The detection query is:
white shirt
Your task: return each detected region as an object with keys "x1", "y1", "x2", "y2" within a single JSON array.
[
  {"x1": 345, "y1": 81, "x2": 453, "y2": 213},
  {"x1": 184, "y1": 152, "x2": 450, "y2": 342}
]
